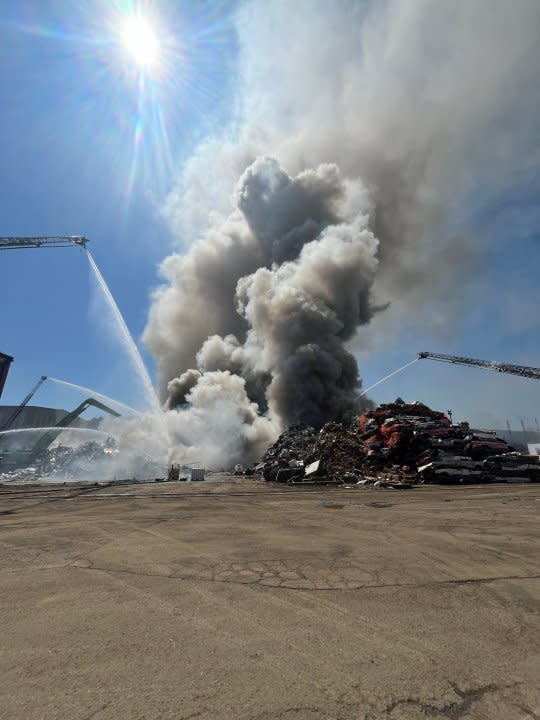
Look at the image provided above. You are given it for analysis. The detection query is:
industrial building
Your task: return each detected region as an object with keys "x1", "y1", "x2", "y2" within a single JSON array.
[{"x1": 0, "y1": 405, "x2": 95, "y2": 431}]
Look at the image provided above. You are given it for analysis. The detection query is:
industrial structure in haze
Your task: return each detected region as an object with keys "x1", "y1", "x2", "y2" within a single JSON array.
[{"x1": 0, "y1": 405, "x2": 97, "y2": 431}]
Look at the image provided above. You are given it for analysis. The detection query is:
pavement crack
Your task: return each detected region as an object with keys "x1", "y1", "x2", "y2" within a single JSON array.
[
  {"x1": 251, "y1": 706, "x2": 322, "y2": 719},
  {"x1": 512, "y1": 703, "x2": 540, "y2": 720},
  {"x1": 81, "y1": 702, "x2": 110, "y2": 720},
  {"x1": 384, "y1": 682, "x2": 514, "y2": 719},
  {"x1": 69, "y1": 561, "x2": 540, "y2": 593}
]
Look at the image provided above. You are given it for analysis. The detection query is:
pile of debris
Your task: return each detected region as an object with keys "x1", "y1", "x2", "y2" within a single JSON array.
[
  {"x1": 0, "y1": 439, "x2": 168, "y2": 484},
  {"x1": 261, "y1": 423, "x2": 367, "y2": 484},
  {"x1": 259, "y1": 398, "x2": 540, "y2": 485},
  {"x1": 0, "y1": 441, "x2": 115, "y2": 483},
  {"x1": 261, "y1": 425, "x2": 317, "y2": 483},
  {"x1": 42, "y1": 441, "x2": 114, "y2": 475}
]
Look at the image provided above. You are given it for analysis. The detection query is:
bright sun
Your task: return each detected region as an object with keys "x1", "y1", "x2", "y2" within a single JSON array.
[{"x1": 121, "y1": 15, "x2": 159, "y2": 69}]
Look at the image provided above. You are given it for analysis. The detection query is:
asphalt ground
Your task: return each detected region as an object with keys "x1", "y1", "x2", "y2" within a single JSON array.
[{"x1": 0, "y1": 480, "x2": 539, "y2": 719}]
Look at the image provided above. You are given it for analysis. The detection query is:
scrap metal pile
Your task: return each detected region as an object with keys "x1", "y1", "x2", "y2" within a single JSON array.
[
  {"x1": 0, "y1": 439, "x2": 165, "y2": 484},
  {"x1": 261, "y1": 398, "x2": 540, "y2": 485},
  {"x1": 0, "y1": 441, "x2": 115, "y2": 482}
]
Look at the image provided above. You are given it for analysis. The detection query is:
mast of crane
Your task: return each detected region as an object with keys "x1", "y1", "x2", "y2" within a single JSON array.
[
  {"x1": 418, "y1": 351, "x2": 540, "y2": 381},
  {"x1": 0, "y1": 236, "x2": 88, "y2": 250}
]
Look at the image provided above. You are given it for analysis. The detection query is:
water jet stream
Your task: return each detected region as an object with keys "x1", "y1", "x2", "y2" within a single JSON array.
[
  {"x1": 0, "y1": 427, "x2": 114, "y2": 439},
  {"x1": 359, "y1": 358, "x2": 418, "y2": 397},
  {"x1": 46, "y1": 377, "x2": 141, "y2": 416},
  {"x1": 86, "y1": 250, "x2": 161, "y2": 415}
]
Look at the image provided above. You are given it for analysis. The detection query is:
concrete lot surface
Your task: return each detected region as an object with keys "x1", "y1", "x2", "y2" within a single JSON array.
[{"x1": 0, "y1": 480, "x2": 539, "y2": 719}]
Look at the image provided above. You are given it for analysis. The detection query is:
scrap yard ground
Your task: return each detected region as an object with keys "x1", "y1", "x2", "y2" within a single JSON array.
[{"x1": 0, "y1": 480, "x2": 539, "y2": 719}]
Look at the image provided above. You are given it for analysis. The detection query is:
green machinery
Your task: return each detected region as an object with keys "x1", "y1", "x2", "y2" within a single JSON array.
[{"x1": 0, "y1": 398, "x2": 120, "y2": 470}]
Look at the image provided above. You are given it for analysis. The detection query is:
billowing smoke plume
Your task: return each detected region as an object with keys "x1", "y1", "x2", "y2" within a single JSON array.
[
  {"x1": 143, "y1": 0, "x2": 540, "y2": 466},
  {"x1": 104, "y1": 371, "x2": 277, "y2": 471},
  {"x1": 146, "y1": 156, "x2": 377, "y2": 432}
]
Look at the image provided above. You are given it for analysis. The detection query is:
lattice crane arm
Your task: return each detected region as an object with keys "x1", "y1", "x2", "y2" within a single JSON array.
[
  {"x1": 0, "y1": 376, "x2": 48, "y2": 432},
  {"x1": 418, "y1": 351, "x2": 540, "y2": 381},
  {"x1": 0, "y1": 236, "x2": 88, "y2": 250}
]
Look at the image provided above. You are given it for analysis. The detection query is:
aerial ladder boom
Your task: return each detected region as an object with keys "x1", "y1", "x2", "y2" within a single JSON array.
[
  {"x1": 418, "y1": 352, "x2": 540, "y2": 381},
  {"x1": 0, "y1": 236, "x2": 88, "y2": 250}
]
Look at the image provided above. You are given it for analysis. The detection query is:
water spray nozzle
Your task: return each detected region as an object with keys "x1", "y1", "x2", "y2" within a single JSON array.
[{"x1": 71, "y1": 236, "x2": 89, "y2": 248}]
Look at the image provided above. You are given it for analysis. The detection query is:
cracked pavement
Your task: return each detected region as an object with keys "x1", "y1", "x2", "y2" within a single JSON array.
[{"x1": 0, "y1": 481, "x2": 539, "y2": 719}]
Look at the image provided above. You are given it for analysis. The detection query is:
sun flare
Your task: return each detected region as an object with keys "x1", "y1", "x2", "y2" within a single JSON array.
[{"x1": 121, "y1": 15, "x2": 159, "y2": 69}]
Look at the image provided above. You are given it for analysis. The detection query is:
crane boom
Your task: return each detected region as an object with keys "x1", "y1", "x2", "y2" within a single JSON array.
[
  {"x1": 418, "y1": 352, "x2": 540, "y2": 381},
  {"x1": 29, "y1": 397, "x2": 120, "y2": 459},
  {"x1": 0, "y1": 376, "x2": 48, "y2": 432},
  {"x1": 0, "y1": 236, "x2": 88, "y2": 250},
  {"x1": 0, "y1": 398, "x2": 121, "y2": 469}
]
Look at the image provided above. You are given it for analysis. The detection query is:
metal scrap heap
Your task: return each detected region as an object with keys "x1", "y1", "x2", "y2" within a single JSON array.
[
  {"x1": 260, "y1": 398, "x2": 540, "y2": 485},
  {"x1": 0, "y1": 441, "x2": 114, "y2": 482}
]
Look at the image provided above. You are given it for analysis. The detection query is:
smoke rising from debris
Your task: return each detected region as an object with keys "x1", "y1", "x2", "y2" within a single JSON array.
[
  {"x1": 143, "y1": 0, "x2": 540, "y2": 466},
  {"x1": 147, "y1": 156, "x2": 377, "y2": 433}
]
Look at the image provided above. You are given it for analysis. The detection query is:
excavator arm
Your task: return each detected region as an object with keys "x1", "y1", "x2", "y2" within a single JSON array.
[{"x1": 28, "y1": 398, "x2": 120, "y2": 461}]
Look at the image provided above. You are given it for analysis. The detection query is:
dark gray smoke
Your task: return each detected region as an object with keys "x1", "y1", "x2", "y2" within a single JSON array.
[
  {"x1": 233, "y1": 207, "x2": 379, "y2": 426},
  {"x1": 146, "y1": 156, "x2": 376, "y2": 427},
  {"x1": 143, "y1": 0, "x2": 540, "y2": 453},
  {"x1": 166, "y1": 368, "x2": 201, "y2": 408}
]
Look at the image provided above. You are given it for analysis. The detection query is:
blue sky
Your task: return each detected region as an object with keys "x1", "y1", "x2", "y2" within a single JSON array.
[
  {"x1": 1, "y1": 0, "x2": 539, "y2": 431},
  {"x1": 0, "y1": 0, "x2": 238, "y2": 414}
]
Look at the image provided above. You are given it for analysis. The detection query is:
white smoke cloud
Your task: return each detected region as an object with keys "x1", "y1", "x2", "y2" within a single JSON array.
[{"x1": 101, "y1": 371, "x2": 277, "y2": 471}]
